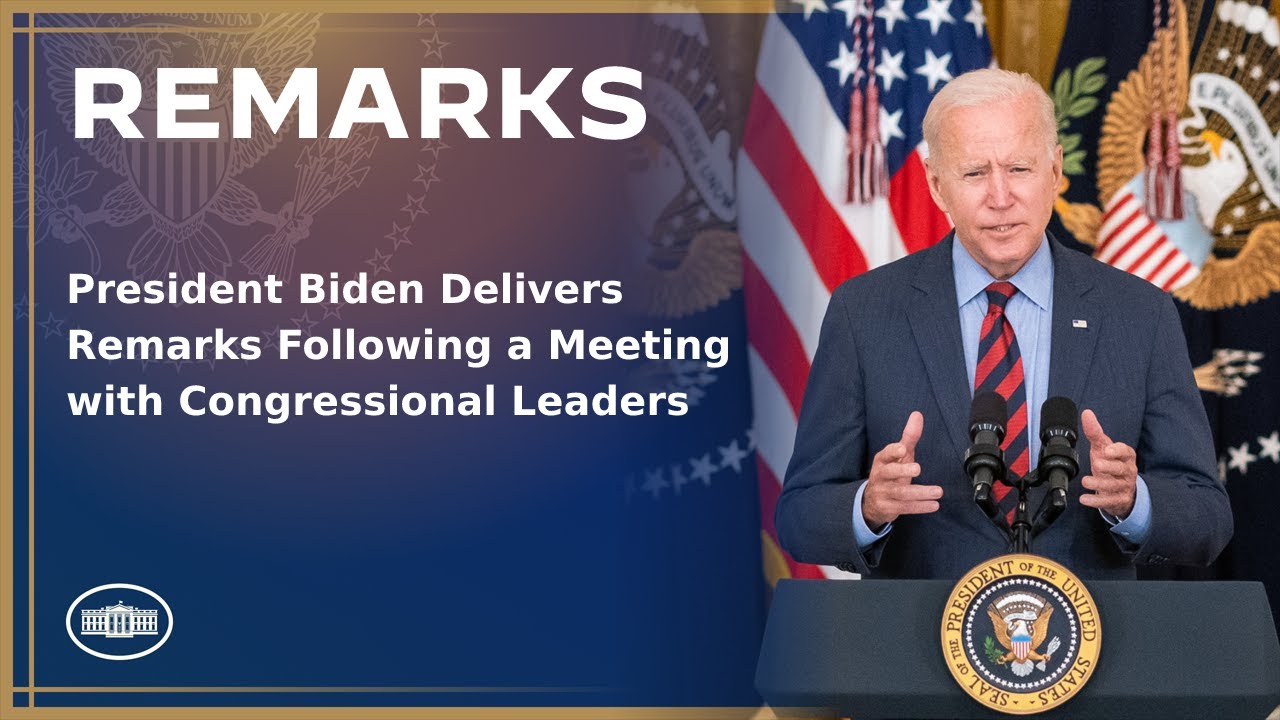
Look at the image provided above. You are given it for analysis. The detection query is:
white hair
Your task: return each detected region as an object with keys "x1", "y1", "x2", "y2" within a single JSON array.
[{"x1": 922, "y1": 68, "x2": 1058, "y2": 160}]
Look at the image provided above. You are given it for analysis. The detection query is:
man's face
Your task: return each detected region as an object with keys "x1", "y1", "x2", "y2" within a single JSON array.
[{"x1": 924, "y1": 94, "x2": 1062, "y2": 280}]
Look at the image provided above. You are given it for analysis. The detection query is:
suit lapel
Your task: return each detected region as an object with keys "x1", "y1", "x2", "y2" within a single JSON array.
[
  {"x1": 906, "y1": 233, "x2": 972, "y2": 459},
  {"x1": 1047, "y1": 235, "x2": 1100, "y2": 404}
]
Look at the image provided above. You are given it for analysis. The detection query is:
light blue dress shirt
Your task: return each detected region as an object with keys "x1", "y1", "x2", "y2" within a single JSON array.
[{"x1": 852, "y1": 236, "x2": 1151, "y2": 548}]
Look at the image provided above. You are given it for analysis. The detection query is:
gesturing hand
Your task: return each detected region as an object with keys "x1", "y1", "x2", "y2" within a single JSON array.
[
  {"x1": 1079, "y1": 409, "x2": 1138, "y2": 518},
  {"x1": 861, "y1": 411, "x2": 943, "y2": 531}
]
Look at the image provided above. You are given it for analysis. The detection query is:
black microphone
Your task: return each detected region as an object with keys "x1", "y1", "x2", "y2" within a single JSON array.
[
  {"x1": 1034, "y1": 396, "x2": 1080, "y2": 530},
  {"x1": 965, "y1": 391, "x2": 1006, "y2": 519}
]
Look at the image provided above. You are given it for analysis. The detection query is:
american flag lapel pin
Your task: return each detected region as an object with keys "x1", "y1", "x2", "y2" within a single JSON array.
[{"x1": 1073, "y1": 319, "x2": 1088, "y2": 329}]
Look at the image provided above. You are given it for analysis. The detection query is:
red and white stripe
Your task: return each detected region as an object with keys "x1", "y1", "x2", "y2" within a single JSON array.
[
  {"x1": 1013, "y1": 638, "x2": 1031, "y2": 660},
  {"x1": 741, "y1": 14, "x2": 952, "y2": 581},
  {"x1": 1095, "y1": 186, "x2": 1199, "y2": 291}
]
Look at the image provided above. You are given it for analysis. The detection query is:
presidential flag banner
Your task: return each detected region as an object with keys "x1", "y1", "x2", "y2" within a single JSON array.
[{"x1": 1051, "y1": 0, "x2": 1280, "y2": 625}]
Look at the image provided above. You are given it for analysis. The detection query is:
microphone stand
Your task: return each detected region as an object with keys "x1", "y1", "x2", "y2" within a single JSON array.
[
  {"x1": 973, "y1": 397, "x2": 1080, "y2": 554},
  {"x1": 1000, "y1": 467, "x2": 1072, "y2": 553},
  {"x1": 1006, "y1": 469, "x2": 1037, "y2": 554},
  {"x1": 982, "y1": 467, "x2": 1041, "y2": 554}
]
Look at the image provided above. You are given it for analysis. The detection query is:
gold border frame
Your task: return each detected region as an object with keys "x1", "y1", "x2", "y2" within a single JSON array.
[
  {"x1": 0, "y1": 2, "x2": 771, "y2": 718},
  {"x1": 0, "y1": 4, "x2": 15, "y2": 718},
  {"x1": 1, "y1": 1, "x2": 773, "y2": 12}
]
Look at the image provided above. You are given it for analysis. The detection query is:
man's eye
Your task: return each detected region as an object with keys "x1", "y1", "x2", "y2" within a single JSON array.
[
  {"x1": 965, "y1": 171, "x2": 982, "y2": 178},
  {"x1": 1011, "y1": 167, "x2": 1029, "y2": 173}
]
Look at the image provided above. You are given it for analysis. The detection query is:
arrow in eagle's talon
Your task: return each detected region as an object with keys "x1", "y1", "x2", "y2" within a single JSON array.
[{"x1": 1037, "y1": 637, "x2": 1062, "y2": 670}]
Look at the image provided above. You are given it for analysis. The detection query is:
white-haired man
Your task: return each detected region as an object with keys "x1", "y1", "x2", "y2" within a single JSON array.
[{"x1": 776, "y1": 68, "x2": 1231, "y2": 579}]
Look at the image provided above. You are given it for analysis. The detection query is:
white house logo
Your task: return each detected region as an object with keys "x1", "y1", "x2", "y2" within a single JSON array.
[
  {"x1": 80, "y1": 602, "x2": 158, "y2": 638},
  {"x1": 66, "y1": 584, "x2": 173, "y2": 660}
]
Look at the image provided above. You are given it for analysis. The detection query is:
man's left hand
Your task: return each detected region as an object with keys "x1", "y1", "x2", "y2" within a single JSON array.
[{"x1": 1079, "y1": 409, "x2": 1138, "y2": 518}]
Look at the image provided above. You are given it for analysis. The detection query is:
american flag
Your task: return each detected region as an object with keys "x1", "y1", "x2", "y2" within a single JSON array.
[{"x1": 739, "y1": 0, "x2": 993, "y2": 580}]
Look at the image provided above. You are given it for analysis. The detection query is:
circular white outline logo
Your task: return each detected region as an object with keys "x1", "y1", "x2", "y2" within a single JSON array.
[{"x1": 65, "y1": 583, "x2": 173, "y2": 660}]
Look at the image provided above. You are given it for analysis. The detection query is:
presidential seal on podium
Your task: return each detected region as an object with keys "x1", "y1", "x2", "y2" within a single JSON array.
[{"x1": 941, "y1": 554, "x2": 1102, "y2": 715}]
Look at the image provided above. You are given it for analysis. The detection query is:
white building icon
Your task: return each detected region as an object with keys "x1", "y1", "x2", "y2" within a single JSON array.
[{"x1": 80, "y1": 602, "x2": 159, "y2": 638}]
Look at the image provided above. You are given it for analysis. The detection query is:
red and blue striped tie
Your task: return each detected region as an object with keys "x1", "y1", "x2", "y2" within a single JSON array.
[{"x1": 974, "y1": 281, "x2": 1028, "y2": 525}]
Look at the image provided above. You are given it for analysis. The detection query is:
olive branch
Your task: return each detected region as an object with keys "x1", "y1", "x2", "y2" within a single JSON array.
[
  {"x1": 983, "y1": 636, "x2": 1004, "y2": 665},
  {"x1": 1052, "y1": 57, "x2": 1107, "y2": 176}
]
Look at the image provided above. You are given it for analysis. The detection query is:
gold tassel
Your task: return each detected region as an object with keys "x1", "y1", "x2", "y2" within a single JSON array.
[
  {"x1": 1145, "y1": 111, "x2": 1164, "y2": 218},
  {"x1": 847, "y1": 87, "x2": 864, "y2": 204},
  {"x1": 863, "y1": 80, "x2": 888, "y2": 201}
]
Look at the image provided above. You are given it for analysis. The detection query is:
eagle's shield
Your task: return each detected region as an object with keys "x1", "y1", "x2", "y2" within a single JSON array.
[
  {"x1": 1012, "y1": 631, "x2": 1032, "y2": 661},
  {"x1": 124, "y1": 106, "x2": 231, "y2": 223}
]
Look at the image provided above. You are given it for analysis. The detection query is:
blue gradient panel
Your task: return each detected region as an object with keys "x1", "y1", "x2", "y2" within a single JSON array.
[{"x1": 7, "y1": 11, "x2": 765, "y2": 711}]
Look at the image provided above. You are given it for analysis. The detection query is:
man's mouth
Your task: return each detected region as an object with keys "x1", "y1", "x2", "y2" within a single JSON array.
[{"x1": 987, "y1": 224, "x2": 1018, "y2": 232}]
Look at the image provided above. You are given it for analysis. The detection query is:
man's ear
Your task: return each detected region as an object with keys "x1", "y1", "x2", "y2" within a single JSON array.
[{"x1": 923, "y1": 156, "x2": 949, "y2": 214}]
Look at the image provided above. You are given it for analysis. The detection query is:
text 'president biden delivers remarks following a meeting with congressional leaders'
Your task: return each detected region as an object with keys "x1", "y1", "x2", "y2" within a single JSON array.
[{"x1": 776, "y1": 68, "x2": 1232, "y2": 581}]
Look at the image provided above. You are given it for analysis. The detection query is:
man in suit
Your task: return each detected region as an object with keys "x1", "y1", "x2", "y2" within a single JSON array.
[{"x1": 775, "y1": 68, "x2": 1232, "y2": 580}]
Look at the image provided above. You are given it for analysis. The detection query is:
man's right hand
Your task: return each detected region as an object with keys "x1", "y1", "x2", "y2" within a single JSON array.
[{"x1": 861, "y1": 411, "x2": 943, "y2": 531}]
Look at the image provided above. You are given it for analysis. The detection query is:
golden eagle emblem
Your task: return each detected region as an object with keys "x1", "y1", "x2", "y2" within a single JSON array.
[
  {"x1": 1054, "y1": 0, "x2": 1280, "y2": 311},
  {"x1": 627, "y1": 10, "x2": 742, "y2": 319},
  {"x1": 943, "y1": 556, "x2": 1101, "y2": 713},
  {"x1": 986, "y1": 592, "x2": 1062, "y2": 678},
  {"x1": 42, "y1": 12, "x2": 325, "y2": 281}
]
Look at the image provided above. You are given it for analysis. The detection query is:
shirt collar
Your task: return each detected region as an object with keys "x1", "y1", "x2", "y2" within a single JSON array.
[{"x1": 952, "y1": 234, "x2": 1053, "y2": 311}]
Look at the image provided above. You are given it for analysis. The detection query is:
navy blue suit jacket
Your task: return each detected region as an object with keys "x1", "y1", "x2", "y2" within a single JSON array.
[{"x1": 776, "y1": 233, "x2": 1232, "y2": 580}]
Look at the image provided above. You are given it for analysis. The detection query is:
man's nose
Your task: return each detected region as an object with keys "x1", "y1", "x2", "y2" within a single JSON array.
[{"x1": 986, "y1": 172, "x2": 1013, "y2": 209}]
